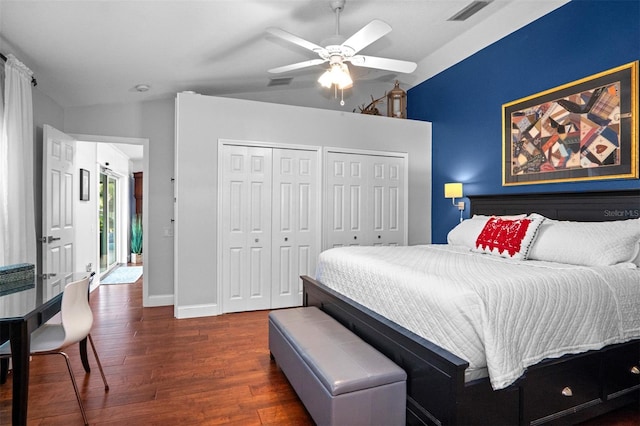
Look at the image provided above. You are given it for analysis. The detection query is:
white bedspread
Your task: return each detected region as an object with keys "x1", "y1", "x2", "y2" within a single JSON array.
[{"x1": 315, "y1": 245, "x2": 640, "y2": 390}]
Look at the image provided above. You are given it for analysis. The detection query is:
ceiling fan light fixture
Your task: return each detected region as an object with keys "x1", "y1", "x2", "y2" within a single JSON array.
[
  {"x1": 318, "y1": 62, "x2": 353, "y2": 90},
  {"x1": 269, "y1": 0, "x2": 416, "y2": 103}
]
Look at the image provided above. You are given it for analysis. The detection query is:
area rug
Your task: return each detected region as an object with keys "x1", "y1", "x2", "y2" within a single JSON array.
[{"x1": 101, "y1": 266, "x2": 143, "y2": 284}]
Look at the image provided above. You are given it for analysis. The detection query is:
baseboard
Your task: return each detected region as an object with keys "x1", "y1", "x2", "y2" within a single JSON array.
[
  {"x1": 143, "y1": 293, "x2": 174, "y2": 307},
  {"x1": 174, "y1": 303, "x2": 220, "y2": 319}
]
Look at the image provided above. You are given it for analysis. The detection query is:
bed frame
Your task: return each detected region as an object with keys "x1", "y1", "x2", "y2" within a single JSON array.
[{"x1": 302, "y1": 190, "x2": 640, "y2": 425}]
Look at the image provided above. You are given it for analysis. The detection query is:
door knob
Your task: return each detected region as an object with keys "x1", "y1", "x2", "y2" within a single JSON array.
[
  {"x1": 284, "y1": 237, "x2": 288, "y2": 242},
  {"x1": 255, "y1": 238, "x2": 259, "y2": 243}
]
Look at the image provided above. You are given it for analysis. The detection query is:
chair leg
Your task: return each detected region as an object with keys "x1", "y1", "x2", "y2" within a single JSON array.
[
  {"x1": 35, "y1": 352, "x2": 90, "y2": 426},
  {"x1": 87, "y1": 334, "x2": 109, "y2": 391}
]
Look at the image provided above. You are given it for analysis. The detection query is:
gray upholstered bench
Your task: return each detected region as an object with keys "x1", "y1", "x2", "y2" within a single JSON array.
[{"x1": 269, "y1": 306, "x2": 406, "y2": 426}]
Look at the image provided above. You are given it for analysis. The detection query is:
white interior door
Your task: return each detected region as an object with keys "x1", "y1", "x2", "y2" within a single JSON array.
[
  {"x1": 325, "y1": 151, "x2": 367, "y2": 248},
  {"x1": 42, "y1": 125, "x2": 76, "y2": 300},
  {"x1": 324, "y1": 150, "x2": 407, "y2": 249},
  {"x1": 221, "y1": 145, "x2": 272, "y2": 313},
  {"x1": 370, "y1": 155, "x2": 405, "y2": 246},
  {"x1": 271, "y1": 148, "x2": 318, "y2": 308}
]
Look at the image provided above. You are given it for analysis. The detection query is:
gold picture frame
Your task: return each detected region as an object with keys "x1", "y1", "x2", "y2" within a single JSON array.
[{"x1": 502, "y1": 61, "x2": 638, "y2": 186}]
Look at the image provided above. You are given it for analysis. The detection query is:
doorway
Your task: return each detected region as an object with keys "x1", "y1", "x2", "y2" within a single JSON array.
[{"x1": 72, "y1": 133, "x2": 150, "y2": 304}]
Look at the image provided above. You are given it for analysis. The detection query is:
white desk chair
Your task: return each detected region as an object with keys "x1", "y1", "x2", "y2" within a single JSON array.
[{"x1": 0, "y1": 276, "x2": 109, "y2": 425}]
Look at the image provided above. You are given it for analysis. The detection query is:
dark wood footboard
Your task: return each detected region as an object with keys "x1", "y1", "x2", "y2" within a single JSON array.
[{"x1": 302, "y1": 275, "x2": 640, "y2": 425}]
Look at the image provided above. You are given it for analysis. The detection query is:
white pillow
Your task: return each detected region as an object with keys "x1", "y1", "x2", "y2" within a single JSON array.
[
  {"x1": 473, "y1": 213, "x2": 545, "y2": 260},
  {"x1": 447, "y1": 214, "x2": 526, "y2": 249},
  {"x1": 528, "y1": 217, "x2": 640, "y2": 266}
]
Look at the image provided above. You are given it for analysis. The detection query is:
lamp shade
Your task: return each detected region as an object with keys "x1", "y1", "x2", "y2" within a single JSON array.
[
  {"x1": 318, "y1": 69, "x2": 333, "y2": 88},
  {"x1": 444, "y1": 182, "x2": 463, "y2": 199}
]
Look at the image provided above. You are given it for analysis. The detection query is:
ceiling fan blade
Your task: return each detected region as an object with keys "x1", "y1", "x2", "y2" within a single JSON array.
[
  {"x1": 266, "y1": 27, "x2": 326, "y2": 54},
  {"x1": 341, "y1": 19, "x2": 392, "y2": 55},
  {"x1": 349, "y1": 55, "x2": 417, "y2": 73},
  {"x1": 268, "y1": 58, "x2": 327, "y2": 74}
]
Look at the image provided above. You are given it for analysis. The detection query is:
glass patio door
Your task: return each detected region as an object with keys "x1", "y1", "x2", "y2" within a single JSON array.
[{"x1": 99, "y1": 173, "x2": 118, "y2": 273}]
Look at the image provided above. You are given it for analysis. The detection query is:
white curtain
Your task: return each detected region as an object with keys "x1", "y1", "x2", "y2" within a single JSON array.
[{"x1": 0, "y1": 54, "x2": 36, "y2": 266}]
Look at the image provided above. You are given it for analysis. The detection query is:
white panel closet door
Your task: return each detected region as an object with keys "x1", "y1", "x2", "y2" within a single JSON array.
[
  {"x1": 325, "y1": 151, "x2": 406, "y2": 249},
  {"x1": 221, "y1": 145, "x2": 272, "y2": 313},
  {"x1": 370, "y1": 155, "x2": 405, "y2": 246},
  {"x1": 325, "y1": 152, "x2": 367, "y2": 248},
  {"x1": 271, "y1": 148, "x2": 318, "y2": 308}
]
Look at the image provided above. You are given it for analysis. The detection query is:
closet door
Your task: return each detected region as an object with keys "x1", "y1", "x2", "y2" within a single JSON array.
[
  {"x1": 221, "y1": 145, "x2": 272, "y2": 313},
  {"x1": 325, "y1": 150, "x2": 407, "y2": 249},
  {"x1": 325, "y1": 152, "x2": 367, "y2": 248},
  {"x1": 271, "y1": 148, "x2": 318, "y2": 308},
  {"x1": 370, "y1": 155, "x2": 405, "y2": 246}
]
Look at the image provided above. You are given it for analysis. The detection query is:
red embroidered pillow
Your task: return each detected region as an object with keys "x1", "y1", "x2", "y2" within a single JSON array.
[{"x1": 474, "y1": 214, "x2": 544, "y2": 259}]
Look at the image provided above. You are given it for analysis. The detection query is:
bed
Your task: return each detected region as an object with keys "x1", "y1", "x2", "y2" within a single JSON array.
[{"x1": 301, "y1": 190, "x2": 640, "y2": 425}]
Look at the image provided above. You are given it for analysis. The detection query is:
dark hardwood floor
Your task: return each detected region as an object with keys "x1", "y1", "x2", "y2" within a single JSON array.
[{"x1": 1, "y1": 274, "x2": 638, "y2": 425}]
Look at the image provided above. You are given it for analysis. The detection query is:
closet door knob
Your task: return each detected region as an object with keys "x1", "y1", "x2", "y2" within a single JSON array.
[
  {"x1": 631, "y1": 366, "x2": 640, "y2": 375},
  {"x1": 561, "y1": 387, "x2": 573, "y2": 397}
]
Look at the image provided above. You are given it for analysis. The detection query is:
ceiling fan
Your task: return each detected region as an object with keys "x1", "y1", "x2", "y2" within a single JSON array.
[{"x1": 267, "y1": 0, "x2": 417, "y2": 95}]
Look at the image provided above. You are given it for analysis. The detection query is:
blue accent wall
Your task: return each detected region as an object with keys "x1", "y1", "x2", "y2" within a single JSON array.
[{"x1": 408, "y1": 0, "x2": 640, "y2": 243}]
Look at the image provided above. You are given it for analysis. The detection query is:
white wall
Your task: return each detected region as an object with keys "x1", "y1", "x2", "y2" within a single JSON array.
[
  {"x1": 74, "y1": 142, "x2": 98, "y2": 276},
  {"x1": 130, "y1": 158, "x2": 143, "y2": 173},
  {"x1": 175, "y1": 93, "x2": 432, "y2": 318}
]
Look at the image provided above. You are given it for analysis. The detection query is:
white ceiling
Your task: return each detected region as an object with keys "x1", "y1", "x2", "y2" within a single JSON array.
[{"x1": 0, "y1": 0, "x2": 567, "y2": 113}]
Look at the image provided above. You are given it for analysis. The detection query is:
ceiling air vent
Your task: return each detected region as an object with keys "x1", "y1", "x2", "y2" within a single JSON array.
[
  {"x1": 268, "y1": 77, "x2": 293, "y2": 87},
  {"x1": 447, "y1": 1, "x2": 492, "y2": 21}
]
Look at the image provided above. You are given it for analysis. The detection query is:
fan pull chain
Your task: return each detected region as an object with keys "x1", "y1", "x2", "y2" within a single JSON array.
[{"x1": 340, "y1": 88, "x2": 345, "y2": 106}]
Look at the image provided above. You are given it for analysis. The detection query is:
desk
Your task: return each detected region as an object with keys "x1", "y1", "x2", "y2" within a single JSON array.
[{"x1": 0, "y1": 272, "x2": 91, "y2": 425}]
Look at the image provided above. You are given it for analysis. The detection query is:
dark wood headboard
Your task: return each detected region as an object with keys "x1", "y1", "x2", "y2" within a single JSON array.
[{"x1": 469, "y1": 190, "x2": 640, "y2": 222}]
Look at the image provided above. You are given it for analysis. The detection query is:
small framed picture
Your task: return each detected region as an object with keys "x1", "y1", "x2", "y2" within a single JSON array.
[{"x1": 80, "y1": 168, "x2": 90, "y2": 201}]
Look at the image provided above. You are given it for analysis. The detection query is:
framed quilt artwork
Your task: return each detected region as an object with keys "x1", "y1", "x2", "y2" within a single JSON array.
[{"x1": 502, "y1": 61, "x2": 638, "y2": 186}]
